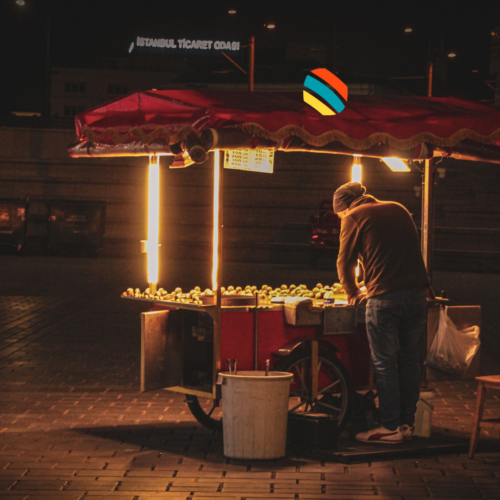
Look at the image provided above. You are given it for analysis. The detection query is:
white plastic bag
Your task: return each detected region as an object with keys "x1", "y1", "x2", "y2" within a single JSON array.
[{"x1": 424, "y1": 306, "x2": 480, "y2": 377}]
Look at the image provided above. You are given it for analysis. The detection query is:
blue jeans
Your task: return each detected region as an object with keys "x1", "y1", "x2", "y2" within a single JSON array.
[{"x1": 365, "y1": 287, "x2": 427, "y2": 431}]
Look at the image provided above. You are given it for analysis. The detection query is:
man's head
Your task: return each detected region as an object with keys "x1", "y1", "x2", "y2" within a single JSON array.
[{"x1": 333, "y1": 182, "x2": 366, "y2": 216}]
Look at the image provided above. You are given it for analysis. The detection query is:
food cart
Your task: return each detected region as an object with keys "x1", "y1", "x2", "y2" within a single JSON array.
[{"x1": 69, "y1": 91, "x2": 500, "y2": 432}]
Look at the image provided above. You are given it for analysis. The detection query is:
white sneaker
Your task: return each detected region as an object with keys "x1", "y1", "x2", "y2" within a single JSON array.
[
  {"x1": 401, "y1": 425, "x2": 415, "y2": 440},
  {"x1": 355, "y1": 425, "x2": 403, "y2": 444}
]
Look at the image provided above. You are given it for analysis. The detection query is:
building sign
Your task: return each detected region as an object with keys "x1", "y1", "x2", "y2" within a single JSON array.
[
  {"x1": 129, "y1": 37, "x2": 240, "y2": 54},
  {"x1": 224, "y1": 150, "x2": 274, "y2": 174}
]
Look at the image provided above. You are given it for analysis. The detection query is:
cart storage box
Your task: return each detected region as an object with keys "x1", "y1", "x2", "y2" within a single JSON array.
[
  {"x1": 47, "y1": 201, "x2": 106, "y2": 252},
  {"x1": 0, "y1": 199, "x2": 28, "y2": 248},
  {"x1": 284, "y1": 297, "x2": 322, "y2": 326}
]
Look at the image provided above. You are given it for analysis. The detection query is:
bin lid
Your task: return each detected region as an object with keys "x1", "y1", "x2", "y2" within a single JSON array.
[{"x1": 220, "y1": 371, "x2": 293, "y2": 381}]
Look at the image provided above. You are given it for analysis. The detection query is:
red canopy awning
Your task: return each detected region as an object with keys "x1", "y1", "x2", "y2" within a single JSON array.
[{"x1": 70, "y1": 90, "x2": 500, "y2": 162}]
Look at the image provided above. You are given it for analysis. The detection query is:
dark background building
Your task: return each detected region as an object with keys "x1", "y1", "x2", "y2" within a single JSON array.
[
  {"x1": 0, "y1": 0, "x2": 500, "y2": 277},
  {"x1": 1, "y1": 0, "x2": 499, "y2": 117}
]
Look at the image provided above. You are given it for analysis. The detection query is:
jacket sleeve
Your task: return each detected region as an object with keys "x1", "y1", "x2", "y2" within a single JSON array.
[{"x1": 336, "y1": 216, "x2": 360, "y2": 296}]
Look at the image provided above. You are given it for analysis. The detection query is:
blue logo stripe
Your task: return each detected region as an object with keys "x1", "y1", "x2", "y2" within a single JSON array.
[{"x1": 304, "y1": 75, "x2": 345, "y2": 113}]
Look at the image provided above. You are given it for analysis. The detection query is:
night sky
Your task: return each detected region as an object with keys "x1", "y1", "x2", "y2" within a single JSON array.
[{"x1": 1, "y1": 0, "x2": 499, "y2": 114}]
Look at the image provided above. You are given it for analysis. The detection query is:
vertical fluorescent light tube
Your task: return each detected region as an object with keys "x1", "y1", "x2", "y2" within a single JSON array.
[
  {"x1": 352, "y1": 156, "x2": 362, "y2": 283},
  {"x1": 147, "y1": 155, "x2": 160, "y2": 293},
  {"x1": 212, "y1": 150, "x2": 221, "y2": 291},
  {"x1": 352, "y1": 156, "x2": 362, "y2": 183}
]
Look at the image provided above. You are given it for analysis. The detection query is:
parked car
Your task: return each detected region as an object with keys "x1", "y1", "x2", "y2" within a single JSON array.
[
  {"x1": 0, "y1": 199, "x2": 29, "y2": 253},
  {"x1": 309, "y1": 200, "x2": 341, "y2": 267},
  {"x1": 47, "y1": 201, "x2": 106, "y2": 256}
]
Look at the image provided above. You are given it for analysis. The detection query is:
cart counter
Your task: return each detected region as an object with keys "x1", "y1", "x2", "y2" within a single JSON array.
[{"x1": 125, "y1": 295, "x2": 372, "y2": 399}]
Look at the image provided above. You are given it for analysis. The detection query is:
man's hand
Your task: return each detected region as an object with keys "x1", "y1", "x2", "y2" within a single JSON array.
[{"x1": 348, "y1": 288, "x2": 367, "y2": 305}]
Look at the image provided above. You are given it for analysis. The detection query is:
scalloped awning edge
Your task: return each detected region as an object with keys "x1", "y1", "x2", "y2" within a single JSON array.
[
  {"x1": 79, "y1": 123, "x2": 500, "y2": 150},
  {"x1": 236, "y1": 123, "x2": 500, "y2": 150},
  {"x1": 80, "y1": 125, "x2": 202, "y2": 145}
]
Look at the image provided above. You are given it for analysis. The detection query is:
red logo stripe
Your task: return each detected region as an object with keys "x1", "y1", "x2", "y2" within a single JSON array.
[{"x1": 311, "y1": 68, "x2": 348, "y2": 101}]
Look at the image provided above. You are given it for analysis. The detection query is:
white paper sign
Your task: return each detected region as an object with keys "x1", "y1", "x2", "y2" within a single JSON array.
[{"x1": 224, "y1": 149, "x2": 274, "y2": 174}]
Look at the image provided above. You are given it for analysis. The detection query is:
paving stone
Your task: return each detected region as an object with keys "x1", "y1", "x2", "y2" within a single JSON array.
[
  {"x1": 394, "y1": 467, "x2": 443, "y2": 475},
  {"x1": 11, "y1": 480, "x2": 67, "y2": 490},
  {"x1": 7, "y1": 462, "x2": 58, "y2": 469},
  {"x1": 0, "y1": 469, "x2": 27, "y2": 477},
  {"x1": 126, "y1": 470, "x2": 174, "y2": 477},
  {"x1": 240, "y1": 496, "x2": 295, "y2": 499},
  {"x1": 1, "y1": 262, "x2": 500, "y2": 499},
  {"x1": 80, "y1": 496, "x2": 136, "y2": 500},
  {"x1": 16, "y1": 494, "x2": 84, "y2": 499},
  {"x1": 65, "y1": 481, "x2": 118, "y2": 491},
  {"x1": 190, "y1": 496, "x2": 238, "y2": 500},
  {"x1": 169, "y1": 486, "x2": 219, "y2": 492},
  {"x1": 325, "y1": 472, "x2": 373, "y2": 481},
  {"x1": 424, "y1": 487, "x2": 484, "y2": 497},
  {"x1": 376, "y1": 486, "x2": 430, "y2": 495},
  {"x1": 87, "y1": 494, "x2": 186, "y2": 498},
  {"x1": 299, "y1": 497, "x2": 400, "y2": 500},
  {"x1": 224, "y1": 471, "x2": 272, "y2": 479},
  {"x1": 117, "y1": 481, "x2": 170, "y2": 491},
  {"x1": 274, "y1": 471, "x2": 321, "y2": 480},
  {"x1": 77, "y1": 469, "x2": 127, "y2": 477},
  {"x1": 25, "y1": 470, "x2": 76, "y2": 478}
]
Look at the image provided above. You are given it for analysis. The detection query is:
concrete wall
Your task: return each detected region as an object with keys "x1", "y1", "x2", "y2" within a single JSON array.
[{"x1": 1, "y1": 125, "x2": 499, "y2": 272}]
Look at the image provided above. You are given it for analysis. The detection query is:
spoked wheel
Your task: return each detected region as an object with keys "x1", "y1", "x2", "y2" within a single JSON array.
[
  {"x1": 186, "y1": 395, "x2": 223, "y2": 432},
  {"x1": 275, "y1": 346, "x2": 353, "y2": 434}
]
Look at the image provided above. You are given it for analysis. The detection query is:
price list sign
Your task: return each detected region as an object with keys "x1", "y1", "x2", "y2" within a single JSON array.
[{"x1": 224, "y1": 149, "x2": 274, "y2": 174}]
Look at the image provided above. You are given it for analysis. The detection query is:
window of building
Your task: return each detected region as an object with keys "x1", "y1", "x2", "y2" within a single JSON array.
[
  {"x1": 63, "y1": 105, "x2": 86, "y2": 117},
  {"x1": 64, "y1": 82, "x2": 86, "y2": 93},
  {"x1": 108, "y1": 83, "x2": 129, "y2": 95}
]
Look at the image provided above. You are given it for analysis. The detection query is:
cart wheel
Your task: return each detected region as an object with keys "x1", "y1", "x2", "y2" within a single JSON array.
[
  {"x1": 186, "y1": 395, "x2": 223, "y2": 432},
  {"x1": 275, "y1": 348, "x2": 353, "y2": 433}
]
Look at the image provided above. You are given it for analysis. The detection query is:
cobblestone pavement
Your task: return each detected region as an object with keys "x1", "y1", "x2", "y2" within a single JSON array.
[{"x1": 0, "y1": 256, "x2": 499, "y2": 500}]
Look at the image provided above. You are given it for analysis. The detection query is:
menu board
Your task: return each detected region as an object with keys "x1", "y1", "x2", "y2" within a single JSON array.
[{"x1": 224, "y1": 149, "x2": 274, "y2": 174}]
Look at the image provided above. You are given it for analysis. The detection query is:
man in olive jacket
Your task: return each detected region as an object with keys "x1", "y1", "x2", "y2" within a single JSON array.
[{"x1": 334, "y1": 182, "x2": 429, "y2": 444}]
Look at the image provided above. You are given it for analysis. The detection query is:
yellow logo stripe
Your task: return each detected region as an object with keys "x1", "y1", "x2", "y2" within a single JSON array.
[{"x1": 303, "y1": 91, "x2": 336, "y2": 116}]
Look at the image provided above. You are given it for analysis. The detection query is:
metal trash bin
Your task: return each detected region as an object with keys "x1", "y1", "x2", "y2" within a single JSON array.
[
  {"x1": 221, "y1": 371, "x2": 293, "y2": 460},
  {"x1": 0, "y1": 199, "x2": 29, "y2": 251},
  {"x1": 47, "y1": 201, "x2": 106, "y2": 255}
]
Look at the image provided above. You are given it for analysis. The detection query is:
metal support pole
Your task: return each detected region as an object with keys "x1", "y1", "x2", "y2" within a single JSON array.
[
  {"x1": 249, "y1": 35, "x2": 255, "y2": 91},
  {"x1": 218, "y1": 151, "x2": 224, "y2": 306},
  {"x1": 421, "y1": 158, "x2": 435, "y2": 282},
  {"x1": 253, "y1": 303, "x2": 259, "y2": 370},
  {"x1": 427, "y1": 61, "x2": 433, "y2": 97},
  {"x1": 427, "y1": 35, "x2": 433, "y2": 98},
  {"x1": 311, "y1": 340, "x2": 319, "y2": 403},
  {"x1": 496, "y1": 65, "x2": 500, "y2": 107},
  {"x1": 45, "y1": 16, "x2": 51, "y2": 117},
  {"x1": 212, "y1": 151, "x2": 224, "y2": 397}
]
